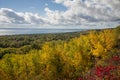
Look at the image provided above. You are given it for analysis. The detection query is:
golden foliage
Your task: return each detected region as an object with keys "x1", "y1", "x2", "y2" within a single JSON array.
[{"x1": 0, "y1": 29, "x2": 118, "y2": 80}]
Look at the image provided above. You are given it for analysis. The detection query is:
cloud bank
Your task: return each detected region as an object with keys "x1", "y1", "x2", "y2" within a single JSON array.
[{"x1": 0, "y1": 0, "x2": 120, "y2": 28}]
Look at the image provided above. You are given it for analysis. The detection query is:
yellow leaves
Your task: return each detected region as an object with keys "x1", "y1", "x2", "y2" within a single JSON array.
[
  {"x1": 40, "y1": 53, "x2": 50, "y2": 66},
  {"x1": 0, "y1": 69, "x2": 9, "y2": 80},
  {"x1": 42, "y1": 42, "x2": 52, "y2": 52},
  {"x1": 87, "y1": 30, "x2": 116, "y2": 57},
  {"x1": 80, "y1": 35, "x2": 91, "y2": 51},
  {"x1": 72, "y1": 52, "x2": 82, "y2": 69},
  {"x1": 88, "y1": 31, "x2": 99, "y2": 46},
  {"x1": 91, "y1": 42, "x2": 106, "y2": 57},
  {"x1": 0, "y1": 29, "x2": 117, "y2": 80},
  {"x1": 103, "y1": 30, "x2": 116, "y2": 49}
]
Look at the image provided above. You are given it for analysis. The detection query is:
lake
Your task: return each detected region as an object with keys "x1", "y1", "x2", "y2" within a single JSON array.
[{"x1": 0, "y1": 28, "x2": 85, "y2": 35}]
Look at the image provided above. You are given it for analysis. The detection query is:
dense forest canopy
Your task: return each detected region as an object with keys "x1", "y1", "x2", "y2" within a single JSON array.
[
  {"x1": 0, "y1": 26, "x2": 120, "y2": 80},
  {"x1": 0, "y1": 32, "x2": 82, "y2": 58}
]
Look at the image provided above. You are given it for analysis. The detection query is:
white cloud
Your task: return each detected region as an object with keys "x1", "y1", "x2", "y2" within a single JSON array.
[
  {"x1": 0, "y1": 8, "x2": 25, "y2": 24},
  {"x1": 0, "y1": 8, "x2": 45, "y2": 24},
  {"x1": 0, "y1": 0, "x2": 120, "y2": 28},
  {"x1": 54, "y1": 0, "x2": 120, "y2": 22},
  {"x1": 44, "y1": 0, "x2": 120, "y2": 26},
  {"x1": 44, "y1": 7, "x2": 65, "y2": 25}
]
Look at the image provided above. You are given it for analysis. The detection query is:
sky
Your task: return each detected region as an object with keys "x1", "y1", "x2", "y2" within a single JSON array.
[{"x1": 0, "y1": 0, "x2": 120, "y2": 29}]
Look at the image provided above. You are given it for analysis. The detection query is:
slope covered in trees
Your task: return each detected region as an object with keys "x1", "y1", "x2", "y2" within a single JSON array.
[
  {"x1": 0, "y1": 26, "x2": 120, "y2": 80},
  {"x1": 0, "y1": 32, "x2": 81, "y2": 58}
]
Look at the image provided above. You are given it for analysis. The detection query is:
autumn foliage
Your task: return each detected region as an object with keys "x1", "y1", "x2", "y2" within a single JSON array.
[{"x1": 0, "y1": 26, "x2": 120, "y2": 80}]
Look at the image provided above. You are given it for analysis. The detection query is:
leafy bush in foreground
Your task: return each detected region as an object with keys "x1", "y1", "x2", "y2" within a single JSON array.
[{"x1": 0, "y1": 28, "x2": 119, "y2": 80}]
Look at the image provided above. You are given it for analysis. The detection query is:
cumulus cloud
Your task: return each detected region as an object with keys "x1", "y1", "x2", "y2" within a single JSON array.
[
  {"x1": 0, "y1": 8, "x2": 25, "y2": 24},
  {"x1": 0, "y1": 0, "x2": 120, "y2": 28},
  {"x1": 0, "y1": 8, "x2": 45, "y2": 24},
  {"x1": 54, "y1": 0, "x2": 120, "y2": 22},
  {"x1": 43, "y1": 0, "x2": 120, "y2": 26}
]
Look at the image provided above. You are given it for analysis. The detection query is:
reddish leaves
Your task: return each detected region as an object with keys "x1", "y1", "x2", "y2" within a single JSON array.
[
  {"x1": 113, "y1": 55, "x2": 120, "y2": 61},
  {"x1": 77, "y1": 55, "x2": 120, "y2": 80}
]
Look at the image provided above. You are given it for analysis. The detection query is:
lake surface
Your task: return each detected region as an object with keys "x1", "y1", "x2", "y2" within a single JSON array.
[{"x1": 0, "y1": 28, "x2": 85, "y2": 35}]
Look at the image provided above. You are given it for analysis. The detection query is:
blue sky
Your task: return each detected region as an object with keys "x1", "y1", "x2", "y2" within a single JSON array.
[
  {"x1": 0, "y1": 0, "x2": 66, "y2": 15},
  {"x1": 0, "y1": 0, "x2": 120, "y2": 29}
]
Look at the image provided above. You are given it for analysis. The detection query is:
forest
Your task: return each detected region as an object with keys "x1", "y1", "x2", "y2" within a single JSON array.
[
  {"x1": 0, "y1": 32, "x2": 82, "y2": 58},
  {"x1": 0, "y1": 26, "x2": 120, "y2": 80}
]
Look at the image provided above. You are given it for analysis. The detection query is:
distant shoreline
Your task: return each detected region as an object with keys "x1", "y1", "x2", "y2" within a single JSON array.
[
  {"x1": 0, "y1": 28, "x2": 86, "y2": 36},
  {"x1": 0, "y1": 28, "x2": 113, "y2": 36}
]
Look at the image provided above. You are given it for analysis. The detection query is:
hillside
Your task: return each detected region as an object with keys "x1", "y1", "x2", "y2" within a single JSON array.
[
  {"x1": 0, "y1": 26, "x2": 120, "y2": 80},
  {"x1": 0, "y1": 32, "x2": 82, "y2": 58}
]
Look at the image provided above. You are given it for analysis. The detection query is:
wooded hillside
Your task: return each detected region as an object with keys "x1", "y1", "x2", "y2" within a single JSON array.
[{"x1": 0, "y1": 26, "x2": 120, "y2": 80}]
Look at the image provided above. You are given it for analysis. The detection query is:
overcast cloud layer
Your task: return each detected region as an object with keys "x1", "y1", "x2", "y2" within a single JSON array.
[{"x1": 0, "y1": 0, "x2": 120, "y2": 28}]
